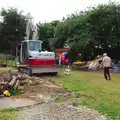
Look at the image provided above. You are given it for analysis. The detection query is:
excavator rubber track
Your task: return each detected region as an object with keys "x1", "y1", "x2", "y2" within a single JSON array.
[{"x1": 17, "y1": 64, "x2": 60, "y2": 76}]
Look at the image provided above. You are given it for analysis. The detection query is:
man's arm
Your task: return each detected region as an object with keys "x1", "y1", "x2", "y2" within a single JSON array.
[{"x1": 100, "y1": 58, "x2": 104, "y2": 68}]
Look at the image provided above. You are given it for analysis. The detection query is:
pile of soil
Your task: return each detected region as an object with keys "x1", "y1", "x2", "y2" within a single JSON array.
[{"x1": 0, "y1": 70, "x2": 71, "y2": 99}]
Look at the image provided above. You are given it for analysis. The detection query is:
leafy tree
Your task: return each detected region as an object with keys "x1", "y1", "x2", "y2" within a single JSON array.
[
  {"x1": 0, "y1": 8, "x2": 26, "y2": 54},
  {"x1": 0, "y1": 22, "x2": 4, "y2": 52},
  {"x1": 85, "y1": 2, "x2": 120, "y2": 59},
  {"x1": 53, "y1": 2, "x2": 120, "y2": 60},
  {"x1": 37, "y1": 20, "x2": 60, "y2": 50},
  {"x1": 88, "y1": 2, "x2": 120, "y2": 49},
  {"x1": 53, "y1": 12, "x2": 93, "y2": 60}
]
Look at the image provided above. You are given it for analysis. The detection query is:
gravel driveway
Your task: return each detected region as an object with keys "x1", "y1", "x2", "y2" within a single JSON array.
[{"x1": 19, "y1": 101, "x2": 108, "y2": 120}]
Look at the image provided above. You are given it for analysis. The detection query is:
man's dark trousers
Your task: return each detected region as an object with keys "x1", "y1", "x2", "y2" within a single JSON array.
[{"x1": 104, "y1": 67, "x2": 111, "y2": 80}]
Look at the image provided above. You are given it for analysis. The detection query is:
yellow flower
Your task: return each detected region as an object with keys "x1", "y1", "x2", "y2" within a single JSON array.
[{"x1": 73, "y1": 61, "x2": 83, "y2": 65}]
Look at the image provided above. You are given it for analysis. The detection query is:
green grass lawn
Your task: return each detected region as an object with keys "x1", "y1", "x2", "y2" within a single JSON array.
[
  {"x1": 0, "y1": 60, "x2": 16, "y2": 66},
  {"x1": 0, "y1": 67, "x2": 13, "y2": 71},
  {"x1": 55, "y1": 70, "x2": 120, "y2": 120},
  {"x1": 0, "y1": 108, "x2": 18, "y2": 120}
]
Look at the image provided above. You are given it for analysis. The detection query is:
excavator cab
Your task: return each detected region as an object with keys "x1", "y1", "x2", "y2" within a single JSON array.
[
  {"x1": 16, "y1": 40, "x2": 41, "y2": 63},
  {"x1": 20, "y1": 40, "x2": 42, "y2": 64}
]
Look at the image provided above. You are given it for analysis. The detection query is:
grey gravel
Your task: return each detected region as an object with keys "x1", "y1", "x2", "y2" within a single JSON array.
[{"x1": 19, "y1": 101, "x2": 108, "y2": 120}]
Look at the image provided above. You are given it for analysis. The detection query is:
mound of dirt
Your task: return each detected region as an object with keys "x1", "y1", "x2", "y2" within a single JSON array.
[{"x1": 0, "y1": 70, "x2": 71, "y2": 99}]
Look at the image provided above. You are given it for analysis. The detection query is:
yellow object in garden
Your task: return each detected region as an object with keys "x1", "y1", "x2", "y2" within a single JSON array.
[
  {"x1": 73, "y1": 61, "x2": 83, "y2": 65},
  {"x1": 3, "y1": 90, "x2": 11, "y2": 97}
]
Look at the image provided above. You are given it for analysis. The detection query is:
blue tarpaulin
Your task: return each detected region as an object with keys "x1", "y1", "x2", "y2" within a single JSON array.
[
  {"x1": 62, "y1": 52, "x2": 68, "y2": 55},
  {"x1": 114, "y1": 61, "x2": 120, "y2": 65}
]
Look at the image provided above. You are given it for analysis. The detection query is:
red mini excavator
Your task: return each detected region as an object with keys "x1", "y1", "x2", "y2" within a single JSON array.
[{"x1": 16, "y1": 13, "x2": 59, "y2": 76}]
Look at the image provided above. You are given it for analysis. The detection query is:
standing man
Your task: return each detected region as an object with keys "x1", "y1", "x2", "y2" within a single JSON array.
[{"x1": 102, "y1": 53, "x2": 112, "y2": 80}]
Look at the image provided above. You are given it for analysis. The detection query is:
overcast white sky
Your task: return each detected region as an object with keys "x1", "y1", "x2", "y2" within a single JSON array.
[{"x1": 0, "y1": 0, "x2": 119, "y2": 23}]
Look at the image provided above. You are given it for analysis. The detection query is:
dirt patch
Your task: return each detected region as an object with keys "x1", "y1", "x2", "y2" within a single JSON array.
[
  {"x1": 15, "y1": 76, "x2": 71, "y2": 99},
  {"x1": 17, "y1": 81, "x2": 71, "y2": 100},
  {"x1": 10, "y1": 92, "x2": 37, "y2": 100},
  {"x1": 0, "y1": 70, "x2": 72, "y2": 100},
  {"x1": 18, "y1": 75, "x2": 70, "y2": 94}
]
